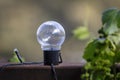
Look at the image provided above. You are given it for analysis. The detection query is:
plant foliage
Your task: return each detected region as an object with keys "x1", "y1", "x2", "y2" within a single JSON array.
[
  {"x1": 8, "y1": 52, "x2": 25, "y2": 63},
  {"x1": 82, "y1": 8, "x2": 120, "y2": 80},
  {"x1": 73, "y1": 26, "x2": 90, "y2": 40}
]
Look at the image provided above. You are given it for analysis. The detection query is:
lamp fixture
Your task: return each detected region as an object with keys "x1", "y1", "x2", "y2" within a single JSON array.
[{"x1": 36, "y1": 21, "x2": 65, "y2": 65}]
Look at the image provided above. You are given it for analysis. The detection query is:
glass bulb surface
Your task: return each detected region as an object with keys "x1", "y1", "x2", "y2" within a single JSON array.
[{"x1": 37, "y1": 21, "x2": 65, "y2": 51}]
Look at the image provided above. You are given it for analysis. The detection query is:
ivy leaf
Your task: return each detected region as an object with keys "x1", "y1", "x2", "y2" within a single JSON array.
[{"x1": 102, "y1": 8, "x2": 118, "y2": 24}]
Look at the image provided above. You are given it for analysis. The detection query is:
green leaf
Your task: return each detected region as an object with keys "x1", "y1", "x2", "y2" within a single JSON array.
[
  {"x1": 116, "y1": 11, "x2": 120, "y2": 28},
  {"x1": 102, "y1": 8, "x2": 118, "y2": 24},
  {"x1": 73, "y1": 26, "x2": 90, "y2": 40},
  {"x1": 83, "y1": 40, "x2": 98, "y2": 61},
  {"x1": 85, "y1": 62, "x2": 92, "y2": 70},
  {"x1": 8, "y1": 53, "x2": 25, "y2": 63},
  {"x1": 108, "y1": 35, "x2": 120, "y2": 45},
  {"x1": 99, "y1": 8, "x2": 119, "y2": 35},
  {"x1": 102, "y1": 21, "x2": 118, "y2": 35},
  {"x1": 116, "y1": 73, "x2": 120, "y2": 79},
  {"x1": 115, "y1": 50, "x2": 120, "y2": 62}
]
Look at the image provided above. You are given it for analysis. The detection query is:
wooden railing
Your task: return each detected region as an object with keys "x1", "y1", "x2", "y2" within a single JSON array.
[{"x1": 0, "y1": 63, "x2": 84, "y2": 80}]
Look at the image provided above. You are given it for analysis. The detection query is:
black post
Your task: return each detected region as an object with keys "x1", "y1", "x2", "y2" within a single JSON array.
[{"x1": 43, "y1": 51, "x2": 60, "y2": 65}]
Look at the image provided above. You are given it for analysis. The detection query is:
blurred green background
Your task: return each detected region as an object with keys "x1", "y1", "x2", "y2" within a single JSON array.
[{"x1": 0, "y1": 0, "x2": 120, "y2": 63}]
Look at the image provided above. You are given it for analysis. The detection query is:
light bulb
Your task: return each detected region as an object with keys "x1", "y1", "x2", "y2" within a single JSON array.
[{"x1": 37, "y1": 21, "x2": 65, "y2": 51}]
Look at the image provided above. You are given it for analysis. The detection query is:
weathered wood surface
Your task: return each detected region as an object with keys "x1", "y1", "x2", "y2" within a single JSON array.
[{"x1": 0, "y1": 63, "x2": 84, "y2": 80}]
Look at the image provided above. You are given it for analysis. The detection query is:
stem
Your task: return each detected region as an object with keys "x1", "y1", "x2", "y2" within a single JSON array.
[
  {"x1": 90, "y1": 71, "x2": 94, "y2": 80},
  {"x1": 113, "y1": 51, "x2": 117, "y2": 80},
  {"x1": 113, "y1": 64, "x2": 117, "y2": 80},
  {"x1": 90, "y1": 74, "x2": 93, "y2": 80}
]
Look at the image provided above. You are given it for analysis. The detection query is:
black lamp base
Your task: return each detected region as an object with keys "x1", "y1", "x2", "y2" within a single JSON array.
[{"x1": 43, "y1": 50, "x2": 62, "y2": 65}]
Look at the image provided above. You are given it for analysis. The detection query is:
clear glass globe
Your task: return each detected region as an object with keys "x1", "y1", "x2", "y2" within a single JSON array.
[{"x1": 37, "y1": 21, "x2": 65, "y2": 51}]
